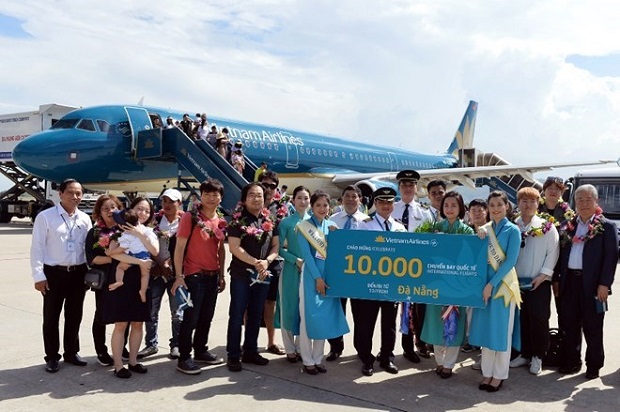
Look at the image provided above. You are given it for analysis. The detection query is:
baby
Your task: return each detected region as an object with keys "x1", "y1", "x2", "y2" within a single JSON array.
[{"x1": 108, "y1": 209, "x2": 154, "y2": 302}]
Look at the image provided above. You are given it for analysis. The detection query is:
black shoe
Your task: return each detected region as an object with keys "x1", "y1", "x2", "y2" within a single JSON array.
[
  {"x1": 416, "y1": 346, "x2": 431, "y2": 359},
  {"x1": 302, "y1": 365, "x2": 318, "y2": 375},
  {"x1": 403, "y1": 351, "x2": 421, "y2": 363},
  {"x1": 286, "y1": 353, "x2": 300, "y2": 363},
  {"x1": 487, "y1": 380, "x2": 503, "y2": 392},
  {"x1": 97, "y1": 353, "x2": 114, "y2": 367},
  {"x1": 227, "y1": 357, "x2": 242, "y2": 372},
  {"x1": 177, "y1": 358, "x2": 202, "y2": 375},
  {"x1": 194, "y1": 350, "x2": 224, "y2": 365},
  {"x1": 440, "y1": 368, "x2": 453, "y2": 379},
  {"x1": 45, "y1": 359, "x2": 60, "y2": 373},
  {"x1": 137, "y1": 346, "x2": 158, "y2": 359},
  {"x1": 242, "y1": 352, "x2": 269, "y2": 366},
  {"x1": 63, "y1": 354, "x2": 87, "y2": 366},
  {"x1": 585, "y1": 368, "x2": 599, "y2": 380},
  {"x1": 479, "y1": 381, "x2": 491, "y2": 391},
  {"x1": 379, "y1": 360, "x2": 399, "y2": 374},
  {"x1": 559, "y1": 364, "x2": 582, "y2": 374},
  {"x1": 315, "y1": 364, "x2": 327, "y2": 373},
  {"x1": 362, "y1": 363, "x2": 374, "y2": 376},
  {"x1": 128, "y1": 363, "x2": 148, "y2": 374},
  {"x1": 326, "y1": 351, "x2": 342, "y2": 362},
  {"x1": 114, "y1": 367, "x2": 131, "y2": 379}
]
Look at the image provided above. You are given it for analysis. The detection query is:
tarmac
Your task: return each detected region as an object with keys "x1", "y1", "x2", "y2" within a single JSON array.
[{"x1": 0, "y1": 219, "x2": 618, "y2": 412}]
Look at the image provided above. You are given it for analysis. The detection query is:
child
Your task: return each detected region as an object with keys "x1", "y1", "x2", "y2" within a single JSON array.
[
  {"x1": 108, "y1": 209, "x2": 155, "y2": 302},
  {"x1": 231, "y1": 141, "x2": 245, "y2": 174}
]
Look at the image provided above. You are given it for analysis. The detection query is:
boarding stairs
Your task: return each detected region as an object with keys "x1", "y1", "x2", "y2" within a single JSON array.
[{"x1": 134, "y1": 128, "x2": 257, "y2": 212}]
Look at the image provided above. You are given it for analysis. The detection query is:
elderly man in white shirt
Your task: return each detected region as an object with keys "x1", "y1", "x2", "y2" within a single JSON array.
[
  {"x1": 392, "y1": 170, "x2": 433, "y2": 361},
  {"x1": 30, "y1": 179, "x2": 93, "y2": 373},
  {"x1": 325, "y1": 185, "x2": 369, "y2": 361},
  {"x1": 509, "y1": 187, "x2": 559, "y2": 375}
]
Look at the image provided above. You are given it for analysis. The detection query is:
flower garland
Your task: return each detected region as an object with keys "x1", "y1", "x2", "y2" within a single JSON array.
[
  {"x1": 92, "y1": 219, "x2": 121, "y2": 250},
  {"x1": 151, "y1": 209, "x2": 185, "y2": 239},
  {"x1": 229, "y1": 202, "x2": 274, "y2": 242},
  {"x1": 513, "y1": 215, "x2": 554, "y2": 240},
  {"x1": 563, "y1": 210, "x2": 605, "y2": 244},
  {"x1": 538, "y1": 198, "x2": 575, "y2": 226},
  {"x1": 191, "y1": 205, "x2": 227, "y2": 240},
  {"x1": 269, "y1": 192, "x2": 290, "y2": 224}
]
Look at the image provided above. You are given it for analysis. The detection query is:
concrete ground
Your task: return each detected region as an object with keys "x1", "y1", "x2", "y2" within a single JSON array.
[{"x1": 0, "y1": 219, "x2": 618, "y2": 412}]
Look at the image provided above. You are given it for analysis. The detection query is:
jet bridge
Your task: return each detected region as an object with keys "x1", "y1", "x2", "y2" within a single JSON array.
[{"x1": 134, "y1": 127, "x2": 257, "y2": 212}]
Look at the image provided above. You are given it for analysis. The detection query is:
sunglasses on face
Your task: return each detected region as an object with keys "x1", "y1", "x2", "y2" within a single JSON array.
[{"x1": 262, "y1": 183, "x2": 277, "y2": 190}]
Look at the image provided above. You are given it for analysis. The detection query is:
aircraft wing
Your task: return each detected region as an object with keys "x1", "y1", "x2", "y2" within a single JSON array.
[{"x1": 331, "y1": 159, "x2": 618, "y2": 190}]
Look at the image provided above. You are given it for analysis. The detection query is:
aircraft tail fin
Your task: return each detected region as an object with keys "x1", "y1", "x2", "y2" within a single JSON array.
[{"x1": 446, "y1": 100, "x2": 477, "y2": 156}]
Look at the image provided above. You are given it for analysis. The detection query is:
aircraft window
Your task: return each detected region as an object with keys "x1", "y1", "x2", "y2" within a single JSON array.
[
  {"x1": 97, "y1": 120, "x2": 110, "y2": 133},
  {"x1": 274, "y1": 143, "x2": 278, "y2": 151},
  {"x1": 323, "y1": 149, "x2": 327, "y2": 156},
  {"x1": 253, "y1": 142, "x2": 258, "y2": 148},
  {"x1": 329, "y1": 150, "x2": 333, "y2": 157},
  {"x1": 267, "y1": 143, "x2": 272, "y2": 150},
  {"x1": 260, "y1": 142, "x2": 265, "y2": 149},
  {"x1": 51, "y1": 118, "x2": 79, "y2": 129},
  {"x1": 334, "y1": 152, "x2": 338, "y2": 158},
  {"x1": 312, "y1": 148, "x2": 316, "y2": 155},
  {"x1": 349, "y1": 153, "x2": 353, "y2": 159},
  {"x1": 355, "y1": 154, "x2": 359, "y2": 160},
  {"x1": 76, "y1": 119, "x2": 96, "y2": 132}
]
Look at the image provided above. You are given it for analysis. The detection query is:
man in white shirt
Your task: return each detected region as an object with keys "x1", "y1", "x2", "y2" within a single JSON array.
[
  {"x1": 427, "y1": 180, "x2": 447, "y2": 223},
  {"x1": 510, "y1": 187, "x2": 559, "y2": 375},
  {"x1": 30, "y1": 179, "x2": 93, "y2": 373},
  {"x1": 326, "y1": 185, "x2": 369, "y2": 361},
  {"x1": 391, "y1": 170, "x2": 433, "y2": 361},
  {"x1": 352, "y1": 187, "x2": 406, "y2": 376}
]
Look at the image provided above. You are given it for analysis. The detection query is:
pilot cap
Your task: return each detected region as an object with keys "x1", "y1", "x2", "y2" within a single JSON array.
[
  {"x1": 396, "y1": 170, "x2": 420, "y2": 182},
  {"x1": 373, "y1": 187, "x2": 397, "y2": 202},
  {"x1": 160, "y1": 188, "x2": 183, "y2": 202}
]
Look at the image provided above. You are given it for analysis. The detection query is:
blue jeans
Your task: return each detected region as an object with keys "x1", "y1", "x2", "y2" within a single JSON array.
[
  {"x1": 226, "y1": 275, "x2": 270, "y2": 359},
  {"x1": 178, "y1": 274, "x2": 219, "y2": 361},
  {"x1": 145, "y1": 276, "x2": 180, "y2": 349}
]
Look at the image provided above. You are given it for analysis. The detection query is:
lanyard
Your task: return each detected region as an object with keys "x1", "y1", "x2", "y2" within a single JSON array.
[{"x1": 61, "y1": 214, "x2": 78, "y2": 239}]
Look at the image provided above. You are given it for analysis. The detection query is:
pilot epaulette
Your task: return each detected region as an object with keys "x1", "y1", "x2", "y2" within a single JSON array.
[
  {"x1": 420, "y1": 204, "x2": 430, "y2": 209},
  {"x1": 363, "y1": 217, "x2": 373, "y2": 223}
]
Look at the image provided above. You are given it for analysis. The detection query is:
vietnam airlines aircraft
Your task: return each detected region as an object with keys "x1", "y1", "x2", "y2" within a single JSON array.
[{"x1": 12, "y1": 100, "x2": 614, "y2": 211}]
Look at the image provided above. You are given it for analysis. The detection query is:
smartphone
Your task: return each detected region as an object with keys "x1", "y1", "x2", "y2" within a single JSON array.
[{"x1": 594, "y1": 297, "x2": 608, "y2": 314}]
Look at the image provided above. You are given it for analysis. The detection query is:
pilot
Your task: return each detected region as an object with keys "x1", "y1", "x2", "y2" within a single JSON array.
[
  {"x1": 351, "y1": 187, "x2": 405, "y2": 376},
  {"x1": 391, "y1": 170, "x2": 433, "y2": 362}
]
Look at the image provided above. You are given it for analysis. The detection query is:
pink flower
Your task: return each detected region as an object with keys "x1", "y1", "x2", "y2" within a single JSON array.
[
  {"x1": 200, "y1": 229, "x2": 211, "y2": 240},
  {"x1": 98, "y1": 236, "x2": 110, "y2": 248},
  {"x1": 262, "y1": 221, "x2": 274, "y2": 232},
  {"x1": 214, "y1": 228, "x2": 225, "y2": 240},
  {"x1": 246, "y1": 226, "x2": 259, "y2": 236}
]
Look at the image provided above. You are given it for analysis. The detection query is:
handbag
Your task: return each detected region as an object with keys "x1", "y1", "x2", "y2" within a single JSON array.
[{"x1": 84, "y1": 268, "x2": 107, "y2": 290}]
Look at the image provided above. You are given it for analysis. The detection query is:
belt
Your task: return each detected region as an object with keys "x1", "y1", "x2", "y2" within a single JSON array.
[
  {"x1": 198, "y1": 270, "x2": 220, "y2": 276},
  {"x1": 45, "y1": 264, "x2": 87, "y2": 272},
  {"x1": 567, "y1": 269, "x2": 582, "y2": 276}
]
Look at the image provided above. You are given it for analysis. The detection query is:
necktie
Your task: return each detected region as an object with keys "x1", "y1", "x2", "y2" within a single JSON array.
[
  {"x1": 384, "y1": 219, "x2": 390, "y2": 232},
  {"x1": 401, "y1": 204, "x2": 410, "y2": 230},
  {"x1": 344, "y1": 214, "x2": 353, "y2": 230}
]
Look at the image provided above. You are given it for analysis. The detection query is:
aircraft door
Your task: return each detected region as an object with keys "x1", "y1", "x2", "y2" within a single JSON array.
[
  {"x1": 388, "y1": 152, "x2": 398, "y2": 171},
  {"x1": 284, "y1": 142, "x2": 299, "y2": 168},
  {"x1": 124, "y1": 107, "x2": 152, "y2": 152}
]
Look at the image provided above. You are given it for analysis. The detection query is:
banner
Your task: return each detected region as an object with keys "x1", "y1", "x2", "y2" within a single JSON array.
[{"x1": 325, "y1": 230, "x2": 487, "y2": 307}]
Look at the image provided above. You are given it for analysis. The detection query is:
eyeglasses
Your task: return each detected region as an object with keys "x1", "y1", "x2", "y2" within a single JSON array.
[
  {"x1": 520, "y1": 233, "x2": 526, "y2": 248},
  {"x1": 262, "y1": 183, "x2": 277, "y2": 190}
]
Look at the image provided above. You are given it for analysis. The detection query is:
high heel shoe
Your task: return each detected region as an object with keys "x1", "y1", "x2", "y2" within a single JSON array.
[
  {"x1": 487, "y1": 380, "x2": 503, "y2": 392},
  {"x1": 315, "y1": 364, "x2": 327, "y2": 373},
  {"x1": 478, "y1": 379, "x2": 491, "y2": 391}
]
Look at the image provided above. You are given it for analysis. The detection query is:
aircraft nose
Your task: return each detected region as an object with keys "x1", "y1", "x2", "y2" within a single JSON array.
[{"x1": 13, "y1": 130, "x2": 58, "y2": 179}]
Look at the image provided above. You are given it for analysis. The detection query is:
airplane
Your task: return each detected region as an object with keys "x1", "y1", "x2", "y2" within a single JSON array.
[{"x1": 12, "y1": 100, "x2": 616, "y2": 211}]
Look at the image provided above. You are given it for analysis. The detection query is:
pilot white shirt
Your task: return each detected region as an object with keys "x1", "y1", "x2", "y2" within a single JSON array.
[
  {"x1": 329, "y1": 209, "x2": 369, "y2": 230},
  {"x1": 514, "y1": 215, "x2": 560, "y2": 279},
  {"x1": 428, "y1": 206, "x2": 442, "y2": 223},
  {"x1": 361, "y1": 215, "x2": 406, "y2": 232},
  {"x1": 30, "y1": 203, "x2": 92, "y2": 282},
  {"x1": 392, "y1": 200, "x2": 432, "y2": 232}
]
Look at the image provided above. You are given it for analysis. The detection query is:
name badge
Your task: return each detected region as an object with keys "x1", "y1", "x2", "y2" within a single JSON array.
[
  {"x1": 66, "y1": 240, "x2": 76, "y2": 253},
  {"x1": 315, "y1": 250, "x2": 325, "y2": 260}
]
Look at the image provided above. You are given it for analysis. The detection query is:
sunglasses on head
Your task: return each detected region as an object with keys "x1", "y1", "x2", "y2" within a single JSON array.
[
  {"x1": 545, "y1": 177, "x2": 564, "y2": 185},
  {"x1": 262, "y1": 183, "x2": 277, "y2": 190}
]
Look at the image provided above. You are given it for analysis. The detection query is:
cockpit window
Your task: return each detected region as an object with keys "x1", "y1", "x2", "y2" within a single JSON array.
[
  {"x1": 97, "y1": 120, "x2": 110, "y2": 133},
  {"x1": 76, "y1": 119, "x2": 96, "y2": 132},
  {"x1": 50, "y1": 118, "x2": 79, "y2": 129}
]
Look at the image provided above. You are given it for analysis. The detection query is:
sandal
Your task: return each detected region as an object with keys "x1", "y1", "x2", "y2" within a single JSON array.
[
  {"x1": 435, "y1": 365, "x2": 443, "y2": 375},
  {"x1": 315, "y1": 364, "x2": 327, "y2": 373},
  {"x1": 267, "y1": 345, "x2": 285, "y2": 355},
  {"x1": 286, "y1": 353, "x2": 300, "y2": 363},
  {"x1": 302, "y1": 365, "x2": 318, "y2": 375},
  {"x1": 439, "y1": 368, "x2": 453, "y2": 379}
]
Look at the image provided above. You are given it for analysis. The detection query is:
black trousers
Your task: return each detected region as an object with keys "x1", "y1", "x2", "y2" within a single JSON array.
[
  {"x1": 327, "y1": 298, "x2": 348, "y2": 353},
  {"x1": 351, "y1": 298, "x2": 398, "y2": 365},
  {"x1": 92, "y1": 288, "x2": 108, "y2": 356},
  {"x1": 519, "y1": 281, "x2": 551, "y2": 359},
  {"x1": 559, "y1": 273, "x2": 605, "y2": 370},
  {"x1": 42, "y1": 265, "x2": 88, "y2": 362}
]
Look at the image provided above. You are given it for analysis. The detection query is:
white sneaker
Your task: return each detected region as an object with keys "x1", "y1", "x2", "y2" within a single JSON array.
[
  {"x1": 471, "y1": 359, "x2": 481, "y2": 370},
  {"x1": 529, "y1": 356, "x2": 542, "y2": 375},
  {"x1": 509, "y1": 355, "x2": 529, "y2": 368},
  {"x1": 169, "y1": 347, "x2": 180, "y2": 360}
]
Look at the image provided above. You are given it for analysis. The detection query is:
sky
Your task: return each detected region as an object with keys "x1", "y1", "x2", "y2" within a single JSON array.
[{"x1": 1, "y1": 0, "x2": 620, "y2": 192}]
